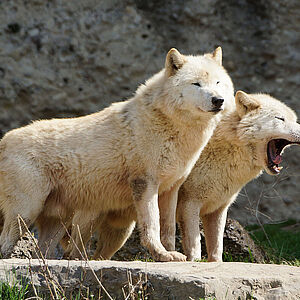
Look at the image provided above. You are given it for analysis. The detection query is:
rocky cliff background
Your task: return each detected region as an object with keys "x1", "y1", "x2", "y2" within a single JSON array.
[{"x1": 0, "y1": 0, "x2": 299, "y2": 224}]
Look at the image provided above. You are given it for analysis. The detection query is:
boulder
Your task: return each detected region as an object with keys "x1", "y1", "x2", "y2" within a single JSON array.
[
  {"x1": 10, "y1": 218, "x2": 265, "y2": 263},
  {"x1": 113, "y1": 218, "x2": 265, "y2": 263},
  {"x1": 1, "y1": 259, "x2": 299, "y2": 299}
]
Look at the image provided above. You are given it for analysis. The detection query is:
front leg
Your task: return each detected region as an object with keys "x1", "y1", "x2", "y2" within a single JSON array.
[
  {"x1": 177, "y1": 198, "x2": 202, "y2": 261},
  {"x1": 159, "y1": 179, "x2": 184, "y2": 251},
  {"x1": 201, "y1": 205, "x2": 229, "y2": 262},
  {"x1": 131, "y1": 177, "x2": 186, "y2": 262}
]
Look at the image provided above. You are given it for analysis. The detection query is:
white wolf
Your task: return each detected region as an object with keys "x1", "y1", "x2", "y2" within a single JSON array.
[
  {"x1": 176, "y1": 91, "x2": 300, "y2": 262},
  {"x1": 0, "y1": 47, "x2": 234, "y2": 261}
]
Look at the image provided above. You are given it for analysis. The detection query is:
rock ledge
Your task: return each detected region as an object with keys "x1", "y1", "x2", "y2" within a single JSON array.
[{"x1": 0, "y1": 259, "x2": 299, "y2": 299}]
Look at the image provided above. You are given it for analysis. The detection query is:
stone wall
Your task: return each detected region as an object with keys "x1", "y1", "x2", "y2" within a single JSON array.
[{"x1": 0, "y1": 0, "x2": 299, "y2": 224}]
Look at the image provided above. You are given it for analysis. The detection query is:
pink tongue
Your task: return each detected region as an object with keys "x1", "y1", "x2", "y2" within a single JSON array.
[{"x1": 273, "y1": 155, "x2": 282, "y2": 164}]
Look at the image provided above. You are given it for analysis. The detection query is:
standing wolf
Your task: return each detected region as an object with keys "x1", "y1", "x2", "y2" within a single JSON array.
[
  {"x1": 0, "y1": 47, "x2": 234, "y2": 261},
  {"x1": 176, "y1": 91, "x2": 300, "y2": 262}
]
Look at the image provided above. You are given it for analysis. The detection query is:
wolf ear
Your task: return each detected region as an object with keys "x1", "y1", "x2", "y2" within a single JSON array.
[
  {"x1": 236, "y1": 91, "x2": 260, "y2": 117},
  {"x1": 165, "y1": 48, "x2": 186, "y2": 77},
  {"x1": 211, "y1": 46, "x2": 222, "y2": 66}
]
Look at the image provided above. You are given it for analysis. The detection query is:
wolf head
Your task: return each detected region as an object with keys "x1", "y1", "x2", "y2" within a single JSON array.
[
  {"x1": 162, "y1": 47, "x2": 234, "y2": 120},
  {"x1": 235, "y1": 91, "x2": 300, "y2": 175}
]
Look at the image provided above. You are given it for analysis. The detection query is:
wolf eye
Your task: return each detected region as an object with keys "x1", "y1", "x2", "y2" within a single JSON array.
[
  {"x1": 192, "y1": 82, "x2": 201, "y2": 87},
  {"x1": 275, "y1": 116, "x2": 285, "y2": 122}
]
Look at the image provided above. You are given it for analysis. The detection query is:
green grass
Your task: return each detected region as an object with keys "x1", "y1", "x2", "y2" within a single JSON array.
[
  {"x1": 196, "y1": 220, "x2": 299, "y2": 266},
  {"x1": 223, "y1": 250, "x2": 254, "y2": 263},
  {"x1": 246, "y1": 220, "x2": 300, "y2": 266},
  {"x1": 195, "y1": 251, "x2": 254, "y2": 263},
  {"x1": 0, "y1": 280, "x2": 99, "y2": 300},
  {"x1": 0, "y1": 280, "x2": 28, "y2": 300}
]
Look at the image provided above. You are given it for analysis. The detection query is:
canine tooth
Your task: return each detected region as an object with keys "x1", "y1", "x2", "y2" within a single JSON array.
[{"x1": 272, "y1": 165, "x2": 283, "y2": 173}]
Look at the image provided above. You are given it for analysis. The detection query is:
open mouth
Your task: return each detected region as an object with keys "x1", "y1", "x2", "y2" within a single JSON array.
[{"x1": 267, "y1": 139, "x2": 296, "y2": 174}]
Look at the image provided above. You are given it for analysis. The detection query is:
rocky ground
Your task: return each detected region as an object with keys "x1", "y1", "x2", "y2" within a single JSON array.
[
  {"x1": 1, "y1": 259, "x2": 299, "y2": 299},
  {"x1": 9, "y1": 218, "x2": 265, "y2": 264},
  {"x1": 0, "y1": 0, "x2": 300, "y2": 225},
  {"x1": 112, "y1": 218, "x2": 266, "y2": 263}
]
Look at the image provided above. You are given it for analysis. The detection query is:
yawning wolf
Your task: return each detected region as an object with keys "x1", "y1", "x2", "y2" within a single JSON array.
[{"x1": 175, "y1": 91, "x2": 300, "y2": 261}]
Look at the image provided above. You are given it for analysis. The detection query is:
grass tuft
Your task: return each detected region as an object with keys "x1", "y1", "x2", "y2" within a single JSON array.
[
  {"x1": 246, "y1": 220, "x2": 300, "y2": 266},
  {"x1": 0, "y1": 280, "x2": 28, "y2": 300}
]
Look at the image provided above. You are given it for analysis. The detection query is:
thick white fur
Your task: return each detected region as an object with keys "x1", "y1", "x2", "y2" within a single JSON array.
[
  {"x1": 0, "y1": 48, "x2": 234, "y2": 261},
  {"x1": 176, "y1": 91, "x2": 300, "y2": 261}
]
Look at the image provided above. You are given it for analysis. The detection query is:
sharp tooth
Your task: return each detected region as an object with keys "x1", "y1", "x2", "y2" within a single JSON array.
[{"x1": 272, "y1": 165, "x2": 283, "y2": 173}]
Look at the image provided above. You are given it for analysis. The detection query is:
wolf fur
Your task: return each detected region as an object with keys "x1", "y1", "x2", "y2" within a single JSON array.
[
  {"x1": 0, "y1": 47, "x2": 234, "y2": 261},
  {"x1": 176, "y1": 91, "x2": 300, "y2": 262}
]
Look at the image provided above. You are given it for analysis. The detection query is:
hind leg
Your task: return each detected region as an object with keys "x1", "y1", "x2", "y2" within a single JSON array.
[
  {"x1": 93, "y1": 207, "x2": 136, "y2": 260},
  {"x1": 0, "y1": 163, "x2": 51, "y2": 258},
  {"x1": 0, "y1": 194, "x2": 49, "y2": 258},
  {"x1": 93, "y1": 221, "x2": 135, "y2": 260},
  {"x1": 67, "y1": 210, "x2": 99, "y2": 259},
  {"x1": 0, "y1": 212, "x2": 23, "y2": 257},
  {"x1": 35, "y1": 214, "x2": 71, "y2": 259}
]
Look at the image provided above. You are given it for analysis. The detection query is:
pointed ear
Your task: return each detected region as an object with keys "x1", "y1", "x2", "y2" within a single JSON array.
[
  {"x1": 211, "y1": 46, "x2": 222, "y2": 66},
  {"x1": 165, "y1": 48, "x2": 186, "y2": 77},
  {"x1": 235, "y1": 90, "x2": 260, "y2": 117}
]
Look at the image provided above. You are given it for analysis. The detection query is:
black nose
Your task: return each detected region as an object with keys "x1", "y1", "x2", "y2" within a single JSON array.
[{"x1": 212, "y1": 97, "x2": 224, "y2": 108}]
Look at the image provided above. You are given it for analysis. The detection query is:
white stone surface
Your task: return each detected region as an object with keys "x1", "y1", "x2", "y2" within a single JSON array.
[{"x1": 0, "y1": 259, "x2": 299, "y2": 299}]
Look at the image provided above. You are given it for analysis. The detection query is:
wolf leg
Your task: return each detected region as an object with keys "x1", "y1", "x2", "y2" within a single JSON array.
[
  {"x1": 93, "y1": 207, "x2": 136, "y2": 259},
  {"x1": 0, "y1": 208, "x2": 46, "y2": 258},
  {"x1": 68, "y1": 210, "x2": 98, "y2": 259},
  {"x1": 201, "y1": 205, "x2": 228, "y2": 262},
  {"x1": 131, "y1": 177, "x2": 186, "y2": 262},
  {"x1": 177, "y1": 199, "x2": 202, "y2": 261},
  {"x1": 0, "y1": 190, "x2": 50, "y2": 258},
  {"x1": 0, "y1": 212, "x2": 22, "y2": 258},
  {"x1": 35, "y1": 215, "x2": 71, "y2": 259},
  {"x1": 0, "y1": 158, "x2": 52, "y2": 258},
  {"x1": 159, "y1": 179, "x2": 184, "y2": 251},
  {"x1": 93, "y1": 210, "x2": 136, "y2": 260}
]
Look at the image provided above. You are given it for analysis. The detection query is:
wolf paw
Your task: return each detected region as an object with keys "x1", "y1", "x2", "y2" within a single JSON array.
[
  {"x1": 154, "y1": 250, "x2": 186, "y2": 262},
  {"x1": 169, "y1": 251, "x2": 186, "y2": 262}
]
